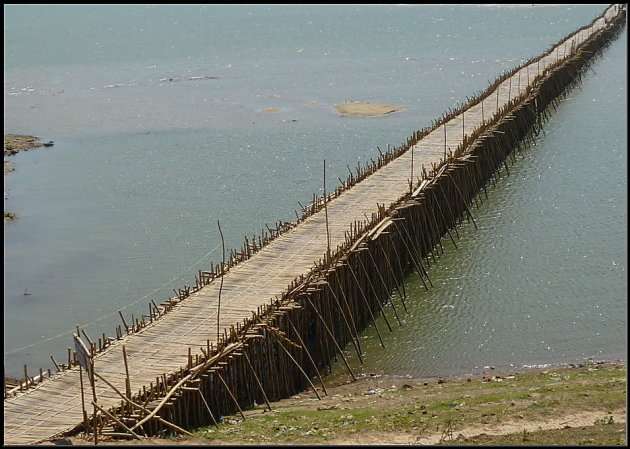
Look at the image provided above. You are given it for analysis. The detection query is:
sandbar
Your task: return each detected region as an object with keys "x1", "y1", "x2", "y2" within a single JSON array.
[{"x1": 334, "y1": 102, "x2": 404, "y2": 117}]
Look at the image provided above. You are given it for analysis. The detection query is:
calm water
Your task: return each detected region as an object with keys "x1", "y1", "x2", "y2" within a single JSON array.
[{"x1": 3, "y1": 4, "x2": 625, "y2": 378}]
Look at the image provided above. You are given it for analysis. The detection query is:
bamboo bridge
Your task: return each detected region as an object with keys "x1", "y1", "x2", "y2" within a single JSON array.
[{"x1": 3, "y1": 5, "x2": 625, "y2": 444}]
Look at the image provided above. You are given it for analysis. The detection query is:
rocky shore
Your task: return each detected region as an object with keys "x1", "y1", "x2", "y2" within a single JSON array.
[{"x1": 4, "y1": 134, "x2": 53, "y2": 174}]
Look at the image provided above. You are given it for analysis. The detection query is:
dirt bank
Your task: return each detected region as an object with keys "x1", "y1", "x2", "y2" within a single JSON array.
[
  {"x1": 334, "y1": 102, "x2": 404, "y2": 117},
  {"x1": 57, "y1": 360, "x2": 626, "y2": 446}
]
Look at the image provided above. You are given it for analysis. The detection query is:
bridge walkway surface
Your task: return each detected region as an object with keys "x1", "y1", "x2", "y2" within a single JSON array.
[{"x1": 3, "y1": 5, "x2": 622, "y2": 445}]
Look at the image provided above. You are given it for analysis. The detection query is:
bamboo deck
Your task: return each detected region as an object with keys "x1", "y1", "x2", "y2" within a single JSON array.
[{"x1": 3, "y1": 5, "x2": 624, "y2": 445}]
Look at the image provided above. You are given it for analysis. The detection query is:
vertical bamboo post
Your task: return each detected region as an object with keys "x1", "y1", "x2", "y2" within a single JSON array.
[
  {"x1": 79, "y1": 365, "x2": 89, "y2": 434},
  {"x1": 89, "y1": 357, "x2": 98, "y2": 445},
  {"x1": 217, "y1": 220, "x2": 225, "y2": 343},
  {"x1": 496, "y1": 84, "x2": 500, "y2": 112},
  {"x1": 323, "y1": 159, "x2": 331, "y2": 255},
  {"x1": 122, "y1": 346, "x2": 131, "y2": 406},
  {"x1": 443, "y1": 123, "x2": 447, "y2": 160}
]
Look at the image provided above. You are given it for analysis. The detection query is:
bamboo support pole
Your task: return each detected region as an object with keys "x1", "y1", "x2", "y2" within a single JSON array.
[
  {"x1": 363, "y1": 243, "x2": 403, "y2": 326},
  {"x1": 394, "y1": 219, "x2": 432, "y2": 290},
  {"x1": 357, "y1": 247, "x2": 400, "y2": 328},
  {"x1": 332, "y1": 268, "x2": 364, "y2": 356},
  {"x1": 273, "y1": 335, "x2": 322, "y2": 400},
  {"x1": 91, "y1": 401, "x2": 141, "y2": 440},
  {"x1": 302, "y1": 295, "x2": 357, "y2": 381},
  {"x1": 321, "y1": 281, "x2": 363, "y2": 364},
  {"x1": 197, "y1": 389, "x2": 220, "y2": 428},
  {"x1": 94, "y1": 371, "x2": 192, "y2": 436},
  {"x1": 344, "y1": 259, "x2": 386, "y2": 348},
  {"x1": 242, "y1": 351, "x2": 273, "y2": 411},
  {"x1": 285, "y1": 316, "x2": 329, "y2": 394},
  {"x1": 215, "y1": 371, "x2": 246, "y2": 420}
]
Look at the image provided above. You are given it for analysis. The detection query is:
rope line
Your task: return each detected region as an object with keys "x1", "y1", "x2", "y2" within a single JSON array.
[{"x1": 4, "y1": 242, "x2": 222, "y2": 356}]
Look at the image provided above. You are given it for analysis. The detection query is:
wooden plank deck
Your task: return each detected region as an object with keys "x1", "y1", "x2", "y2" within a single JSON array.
[{"x1": 3, "y1": 7, "x2": 620, "y2": 445}]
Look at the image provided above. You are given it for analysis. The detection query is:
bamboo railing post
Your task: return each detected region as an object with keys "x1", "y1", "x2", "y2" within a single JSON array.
[
  {"x1": 324, "y1": 159, "x2": 331, "y2": 255},
  {"x1": 217, "y1": 220, "x2": 225, "y2": 343},
  {"x1": 50, "y1": 356, "x2": 61, "y2": 372},
  {"x1": 122, "y1": 345, "x2": 132, "y2": 413},
  {"x1": 118, "y1": 311, "x2": 130, "y2": 335}
]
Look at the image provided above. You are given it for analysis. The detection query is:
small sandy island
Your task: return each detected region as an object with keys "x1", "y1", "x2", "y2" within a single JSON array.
[
  {"x1": 334, "y1": 101, "x2": 405, "y2": 117},
  {"x1": 4, "y1": 134, "x2": 53, "y2": 175}
]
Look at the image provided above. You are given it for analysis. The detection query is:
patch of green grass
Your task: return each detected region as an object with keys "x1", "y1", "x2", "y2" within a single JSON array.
[
  {"x1": 192, "y1": 364, "x2": 626, "y2": 445},
  {"x1": 196, "y1": 405, "x2": 433, "y2": 443}
]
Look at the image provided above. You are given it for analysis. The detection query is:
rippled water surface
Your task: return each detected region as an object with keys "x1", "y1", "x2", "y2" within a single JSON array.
[
  {"x1": 328, "y1": 31, "x2": 627, "y2": 380},
  {"x1": 4, "y1": 4, "x2": 626, "y2": 378}
]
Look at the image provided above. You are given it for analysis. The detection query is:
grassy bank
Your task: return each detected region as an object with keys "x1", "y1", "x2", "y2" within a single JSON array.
[{"x1": 65, "y1": 361, "x2": 626, "y2": 446}]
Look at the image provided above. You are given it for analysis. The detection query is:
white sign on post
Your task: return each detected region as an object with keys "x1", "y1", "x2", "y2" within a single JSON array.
[{"x1": 73, "y1": 333, "x2": 92, "y2": 379}]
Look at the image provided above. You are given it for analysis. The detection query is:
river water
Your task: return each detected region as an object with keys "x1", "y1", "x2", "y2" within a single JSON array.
[{"x1": 3, "y1": 4, "x2": 626, "y2": 379}]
